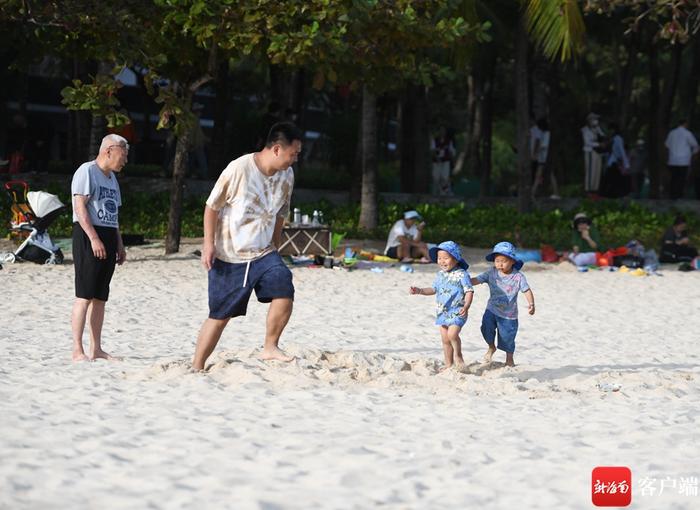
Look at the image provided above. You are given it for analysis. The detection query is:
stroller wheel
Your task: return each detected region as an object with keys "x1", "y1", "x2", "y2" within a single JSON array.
[{"x1": 55, "y1": 248, "x2": 64, "y2": 264}]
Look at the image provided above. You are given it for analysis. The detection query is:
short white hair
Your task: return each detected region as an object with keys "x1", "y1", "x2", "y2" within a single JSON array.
[{"x1": 99, "y1": 134, "x2": 128, "y2": 153}]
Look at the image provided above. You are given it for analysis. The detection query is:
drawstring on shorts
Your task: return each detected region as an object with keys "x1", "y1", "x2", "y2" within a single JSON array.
[{"x1": 242, "y1": 260, "x2": 251, "y2": 288}]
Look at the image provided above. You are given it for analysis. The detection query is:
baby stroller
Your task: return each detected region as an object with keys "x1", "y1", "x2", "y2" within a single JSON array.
[{"x1": 4, "y1": 180, "x2": 67, "y2": 264}]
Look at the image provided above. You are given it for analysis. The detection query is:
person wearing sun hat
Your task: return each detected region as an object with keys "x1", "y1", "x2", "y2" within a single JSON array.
[
  {"x1": 471, "y1": 241, "x2": 535, "y2": 367},
  {"x1": 384, "y1": 210, "x2": 430, "y2": 262},
  {"x1": 409, "y1": 241, "x2": 474, "y2": 371}
]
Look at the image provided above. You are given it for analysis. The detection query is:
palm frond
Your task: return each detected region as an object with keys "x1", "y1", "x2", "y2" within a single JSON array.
[{"x1": 525, "y1": 0, "x2": 585, "y2": 62}]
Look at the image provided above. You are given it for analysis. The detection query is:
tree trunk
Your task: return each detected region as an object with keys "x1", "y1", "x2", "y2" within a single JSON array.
[
  {"x1": 648, "y1": 42, "x2": 661, "y2": 199},
  {"x1": 480, "y1": 61, "x2": 495, "y2": 199},
  {"x1": 358, "y1": 84, "x2": 378, "y2": 231},
  {"x1": 685, "y1": 37, "x2": 700, "y2": 127},
  {"x1": 211, "y1": 60, "x2": 230, "y2": 174},
  {"x1": 398, "y1": 85, "x2": 417, "y2": 192},
  {"x1": 515, "y1": 16, "x2": 532, "y2": 212},
  {"x1": 413, "y1": 85, "x2": 430, "y2": 193},
  {"x1": 658, "y1": 43, "x2": 684, "y2": 197},
  {"x1": 616, "y1": 35, "x2": 638, "y2": 131},
  {"x1": 350, "y1": 113, "x2": 363, "y2": 203},
  {"x1": 88, "y1": 61, "x2": 112, "y2": 159},
  {"x1": 462, "y1": 70, "x2": 483, "y2": 178},
  {"x1": 165, "y1": 128, "x2": 190, "y2": 254}
]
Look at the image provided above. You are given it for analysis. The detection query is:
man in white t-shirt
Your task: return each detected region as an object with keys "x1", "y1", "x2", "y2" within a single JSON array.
[
  {"x1": 530, "y1": 118, "x2": 559, "y2": 199},
  {"x1": 384, "y1": 210, "x2": 430, "y2": 262},
  {"x1": 192, "y1": 122, "x2": 302, "y2": 370},
  {"x1": 665, "y1": 119, "x2": 699, "y2": 199}
]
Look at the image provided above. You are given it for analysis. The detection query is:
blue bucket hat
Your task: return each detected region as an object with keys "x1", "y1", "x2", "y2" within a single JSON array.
[
  {"x1": 428, "y1": 241, "x2": 469, "y2": 270},
  {"x1": 485, "y1": 241, "x2": 523, "y2": 270}
]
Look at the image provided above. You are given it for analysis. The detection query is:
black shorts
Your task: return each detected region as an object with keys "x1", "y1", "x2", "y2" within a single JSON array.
[
  {"x1": 386, "y1": 246, "x2": 399, "y2": 259},
  {"x1": 73, "y1": 223, "x2": 118, "y2": 301}
]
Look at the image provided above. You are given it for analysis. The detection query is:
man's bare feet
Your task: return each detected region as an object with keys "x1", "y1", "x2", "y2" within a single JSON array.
[
  {"x1": 454, "y1": 359, "x2": 467, "y2": 372},
  {"x1": 90, "y1": 349, "x2": 121, "y2": 361},
  {"x1": 259, "y1": 347, "x2": 295, "y2": 362},
  {"x1": 483, "y1": 345, "x2": 497, "y2": 362},
  {"x1": 72, "y1": 352, "x2": 90, "y2": 362},
  {"x1": 439, "y1": 363, "x2": 453, "y2": 373},
  {"x1": 505, "y1": 353, "x2": 515, "y2": 367}
]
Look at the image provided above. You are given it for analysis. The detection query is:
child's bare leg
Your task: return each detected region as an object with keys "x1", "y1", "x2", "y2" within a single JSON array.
[
  {"x1": 448, "y1": 325, "x2": 465, "y2": 369},
  {"x1": 483, "y1": 343, "x2": 497, "y2": 362},
  {"x1": 439, "y1": 326, "x2": 453, "y2": 371},
  {"x1": 505, "y1": 352, "x2": 515, "y2": 367}
]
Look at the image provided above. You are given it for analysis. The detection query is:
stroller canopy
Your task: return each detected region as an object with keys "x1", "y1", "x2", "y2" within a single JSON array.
[{"x1": 27, "y1": 191, "x2": 65, "y2": 219}]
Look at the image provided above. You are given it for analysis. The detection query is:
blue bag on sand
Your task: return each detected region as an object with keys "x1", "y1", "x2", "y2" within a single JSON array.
[{"x1": 513, "y1": 249, "x2": 541, "y2": 264}]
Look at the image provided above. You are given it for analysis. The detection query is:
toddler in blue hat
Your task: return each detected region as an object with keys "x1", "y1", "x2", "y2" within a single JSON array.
[
  {"x1": 471, "y1": 241, "x2": 535, "y2": 366},
  {"x1": 409, "y1": 241, "x2": 474, "y2": 371}
]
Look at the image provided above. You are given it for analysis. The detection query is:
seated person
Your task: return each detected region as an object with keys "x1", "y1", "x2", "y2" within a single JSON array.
[
  {"x1": 660, "y1": 215, "x2": 698, "y2": 263},
  {"x1": 568, "y1": 212, "x2": 606, "y2": 266},
  {"x1": 384, "y1": 210, "x2": 430, "y2": 263}
]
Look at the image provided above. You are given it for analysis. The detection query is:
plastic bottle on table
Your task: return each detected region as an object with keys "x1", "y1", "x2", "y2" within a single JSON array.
[{"x1": 312, "y1": 210, "x2": 320, "y2": 226}]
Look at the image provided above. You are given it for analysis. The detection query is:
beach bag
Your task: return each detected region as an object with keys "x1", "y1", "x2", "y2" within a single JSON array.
[
  {"x1": 595, "y1": 247, "x2": 627, "y2": 267},
  {"x1": 540, "y1": 244, "x2": 559, "y2": 263},
  {"x1": 613, "y1": 254, "x2": 644, "y2": 268}
]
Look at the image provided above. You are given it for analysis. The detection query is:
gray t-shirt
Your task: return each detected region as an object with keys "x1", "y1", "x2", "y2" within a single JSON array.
[{"x1": 71, "y1": 161, "x2": 122, "y2": 228}]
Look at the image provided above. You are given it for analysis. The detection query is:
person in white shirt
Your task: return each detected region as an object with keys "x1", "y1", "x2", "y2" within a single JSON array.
[
  {"x1": 192, "y1": 122, "x2": 302, "y2": 370},
  {"x1": 384, "y1": 210, "x2": 430, "y2": 262},
  {"x1": 581, "y1": 113, "x2": 606, "y2": 195},
  {"x1": 530, "y1": 118, "x2": 560, "y2": 199},
  {"x1": 665, "y1": 120, "x2": 699, "y2": 199}
]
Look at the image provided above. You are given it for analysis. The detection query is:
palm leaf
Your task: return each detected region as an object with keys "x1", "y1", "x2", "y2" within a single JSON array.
[{"x1": 525, "y1": 0, "x2": 585, "y2": 61}]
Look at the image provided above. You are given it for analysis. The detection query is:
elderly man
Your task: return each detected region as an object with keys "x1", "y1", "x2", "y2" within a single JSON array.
[
  {"x1": 384, "y1": 210, "x2": 430, "y2": 263},
  {"x1": 192, "y1": 122, "x2": 302, "y2": 370},
  {"x1": 71, "y1": 134, "x2": 128, "y2": 362}
]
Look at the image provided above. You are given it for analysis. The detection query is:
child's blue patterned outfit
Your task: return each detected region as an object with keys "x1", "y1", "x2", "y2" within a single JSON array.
[
  {"x1": 474, "y1": 267, "x2": 530, "y2": 352},
  {"x1": 432, "y1": 267, "x2": 473, "y2": 327}
]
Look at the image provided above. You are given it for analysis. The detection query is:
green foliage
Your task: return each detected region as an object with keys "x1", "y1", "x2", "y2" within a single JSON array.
[
  {"x1": 526, "y1": 0, "x2": 586, "y2": 62},
  {"x1": 60, "y1": 74, "x2": 131, "y2": 128},
  {"x1": 3, "y1": 189, "x2": 696, "y2": 251}
]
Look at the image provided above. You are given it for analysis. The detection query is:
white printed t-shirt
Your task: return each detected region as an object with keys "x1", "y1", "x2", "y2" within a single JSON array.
[
  {"x1": 384, "y1": 219, "x2": 419, "y2": 254},
  {"x1": 71, "y1": 161, "x2": 121, "y2": 228},
  {"x1": 206, "y1": 153, "x2": 294, "y2": 263}
]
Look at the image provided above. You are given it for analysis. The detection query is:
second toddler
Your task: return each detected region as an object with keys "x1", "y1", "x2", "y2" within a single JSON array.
[{"x1": 471, "y1": 241, "x2": 535, "y2": 367}]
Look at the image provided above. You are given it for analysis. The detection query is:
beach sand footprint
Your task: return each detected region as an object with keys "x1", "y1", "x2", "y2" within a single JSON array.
[{"x1": 124, "y1": 343, "x2": 700, "y2": 400}]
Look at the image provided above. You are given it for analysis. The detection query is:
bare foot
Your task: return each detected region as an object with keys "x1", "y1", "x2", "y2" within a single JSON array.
[
  {"x1": 505, "y1": 361, "x2": 515, "y2": 367},
  {"x1": 72, "y1": 352, "x2": 90, "y2": 362},
  {"x1": 483, "y1": 345, "x2": 497, "y2": 362},
  {"x1": 439, "y1": 363, "x2": 453, "y2": 373},
  {"x1": 454, "y1": 359, "x2": 467, "y2": 372},
  {"x1": 259, "y1": 347, "x2": 295, "y2": 363},
  {"x1": 90, "y1": 350, "x2": 121, "y2": 361},
  {"x1": 505, "y1": 353, "x2": 515, "y2": 367}
]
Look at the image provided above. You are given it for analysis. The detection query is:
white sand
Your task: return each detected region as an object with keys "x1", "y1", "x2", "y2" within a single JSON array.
[{"x1": 1, "y1": 241, "x2": 699, "y2": 509}]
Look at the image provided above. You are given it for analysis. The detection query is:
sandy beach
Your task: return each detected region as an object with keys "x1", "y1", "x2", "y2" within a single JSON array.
[{"x1": 1, "y1": 240, "x2": 699, "y2": 509}]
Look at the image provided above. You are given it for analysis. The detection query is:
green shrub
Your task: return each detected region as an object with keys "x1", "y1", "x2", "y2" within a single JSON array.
[{"x1": 2, "y1": 186, "x2": 697, "y2": 252}]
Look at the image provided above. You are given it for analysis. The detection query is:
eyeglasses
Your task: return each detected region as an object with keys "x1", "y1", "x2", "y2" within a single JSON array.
[{"x1": 108, "y1": 144, "x2": 129, "y2": 153}]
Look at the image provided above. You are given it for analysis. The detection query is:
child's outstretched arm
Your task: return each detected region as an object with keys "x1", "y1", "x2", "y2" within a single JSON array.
[
  {"x1": 523, "y1": 289, "x2": 535, "y2": 315},
  {"x1": 409, "y1": 286, "x2": 436, "y2": 296},
  {"x1": 459, "y1": 290, "x2": 474, "y2": 316}
]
